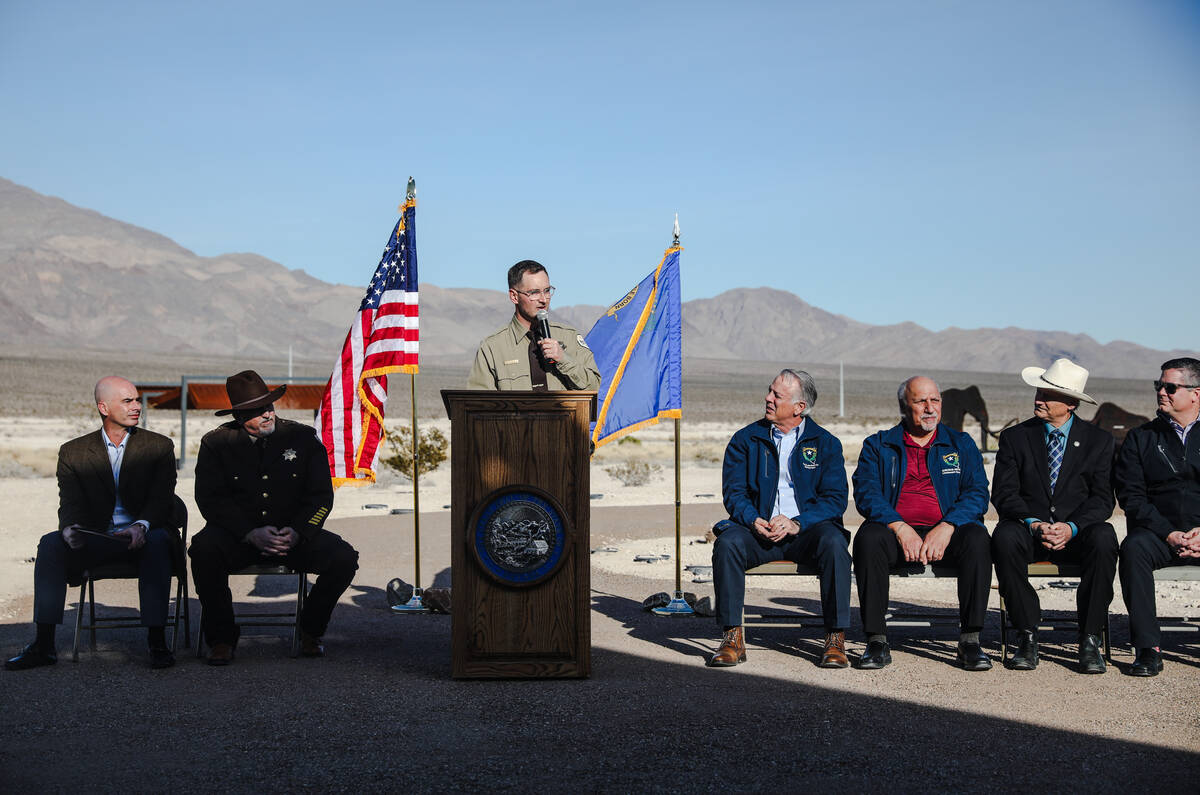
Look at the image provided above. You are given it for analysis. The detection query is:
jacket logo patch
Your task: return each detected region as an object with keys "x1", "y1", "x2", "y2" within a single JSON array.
[
  {"x1": 577, "y1": 334, "x2": 589, "y2": 350},
  {"x1": 801, "y1": 447, "x2": 818, "y2": 468},
  {"x1": 941, "y1": 452, "x2": 961, "y2": 474},
  {"x1": 283, "y1": 448, "x2": 297, "y2": 461}
]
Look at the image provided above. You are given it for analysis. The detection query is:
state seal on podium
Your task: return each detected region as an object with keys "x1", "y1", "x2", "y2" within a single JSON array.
[{"x1": 470, "y1": 486, "x2": 569, "y2": 588}]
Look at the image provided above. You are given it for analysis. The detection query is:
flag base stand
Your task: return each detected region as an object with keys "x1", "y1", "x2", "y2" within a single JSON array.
[
  {"x1": 390, "y1": 587, "x2": 430, "y2": 614},
  {"x1": 651, "y1": 591, "x2": 696, "y2": 617}
]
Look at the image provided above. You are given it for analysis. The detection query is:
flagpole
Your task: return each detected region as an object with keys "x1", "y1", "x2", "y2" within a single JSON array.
[
  {"x1": 652, "y1": 215, "x2": 694, "y2": 617},
  {"x1": 392, "y1": 178, "x2": 429, "y2": 614}
]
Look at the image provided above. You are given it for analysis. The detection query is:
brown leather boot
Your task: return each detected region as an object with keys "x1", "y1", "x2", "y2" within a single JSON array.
[
  {"x1": 819, "y1": 631, "x2": 849, "y2": 669},
  {"x1": 708, "y1": 626, "x2": 746, "y2": 667}
]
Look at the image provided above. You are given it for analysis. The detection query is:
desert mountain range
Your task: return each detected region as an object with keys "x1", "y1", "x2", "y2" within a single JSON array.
[{"x1": 0, "y1": 177, "x2": 1184, "y2": 376}]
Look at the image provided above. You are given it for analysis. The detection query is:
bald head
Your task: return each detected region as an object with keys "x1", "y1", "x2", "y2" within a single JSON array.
[
  {"x1": 95, "y1": 376, "x2": 141, "y2": 432},
  {"x1": 95, "y1": 376, "x2": 135, "y2": 404},
  {"x1": 898, "y1": 375, "x2": 942, "y2": 439}
]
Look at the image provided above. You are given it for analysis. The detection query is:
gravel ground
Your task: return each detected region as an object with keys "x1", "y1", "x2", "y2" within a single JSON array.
[{"x1": 1, "y1": 504, "x2": 1197, "y2": 792}]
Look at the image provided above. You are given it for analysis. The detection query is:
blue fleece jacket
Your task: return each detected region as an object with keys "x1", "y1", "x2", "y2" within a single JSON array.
[
  {"x1": 722, "y1": 418, "x2": 848, "y2": 531},
  {"x1": 852, "y1": 422, "x2": 989, "y2": 528}
]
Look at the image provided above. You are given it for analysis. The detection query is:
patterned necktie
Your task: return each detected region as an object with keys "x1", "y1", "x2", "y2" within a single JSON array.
[{"x1": 1047, "y1": 429, "x2": 1065, "y2": 491}]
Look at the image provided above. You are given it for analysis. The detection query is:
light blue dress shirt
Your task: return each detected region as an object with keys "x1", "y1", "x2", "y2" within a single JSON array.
[
  {"x1": 101, "y1": 430, "x2": 147, "y2": 531},
  {"x1": 1025, "y1": 414, "x2": 1078, "y2": 537},
  {"x1": 771, "y1": 420, "x2": 805, "y2": 520}
]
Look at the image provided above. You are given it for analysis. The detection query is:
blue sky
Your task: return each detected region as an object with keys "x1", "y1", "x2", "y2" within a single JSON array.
[{"x1": 2, "y1": 1, "x2": 1197, "y2": 350}]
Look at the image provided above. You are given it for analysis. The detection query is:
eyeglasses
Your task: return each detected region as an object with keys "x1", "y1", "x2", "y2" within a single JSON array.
[
  {"x1": 1154, "y1": 380, "x2": 1199, "y2": 395},
  {"x1": 514, "y1": 287, "x2": 555, "y2": 298}
]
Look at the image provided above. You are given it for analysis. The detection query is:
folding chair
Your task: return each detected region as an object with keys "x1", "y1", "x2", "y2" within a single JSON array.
[
  {"x1": 194, "y1": 563, "x2": 309, "y2": 658},
  {"x1": 72, "y1": 496, "x2": 191, "y2": 661}
]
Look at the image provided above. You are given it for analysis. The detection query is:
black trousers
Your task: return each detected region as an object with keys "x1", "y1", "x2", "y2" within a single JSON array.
[
  {"x1": 189, "y1": 526, "x2": 359, "y2": 647},
  {"x1": 991, "y1": 519, "x2": 1117, "y2": 636},
  {"x1": 852, "y1": 521, "x2": 991, "y2": 637},
  {"x1": 33, "y1": 527, "x2": 174, "y2": 627},
  {"x1": 1119, "y1": 531, "x2": 1194, "y2": 649}
]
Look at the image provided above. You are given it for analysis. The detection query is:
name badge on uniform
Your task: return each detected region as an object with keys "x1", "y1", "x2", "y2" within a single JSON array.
[
  {"x1": 941, "y1": 452, "x2": 961, "y2": 475},
  {"x1": 504, "y1": 359, "x2": 521, "y2": 365}
]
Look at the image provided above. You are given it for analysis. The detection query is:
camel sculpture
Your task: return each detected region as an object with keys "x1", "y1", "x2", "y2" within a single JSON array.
[
  {"x1": 940, "y1": 385, "x2": 1015, "y2": 452},
  {"x1": 1088, "y1": 402, "x2": 1150, "y2": 446}
]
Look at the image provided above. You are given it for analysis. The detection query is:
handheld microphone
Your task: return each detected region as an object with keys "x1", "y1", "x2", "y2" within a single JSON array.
[
  {"x1": 535, "y1": 310, "x2": 556, "y2": 364},
  {"x1": 534, "y1": 310, "x2": 552, "y2": 342}
]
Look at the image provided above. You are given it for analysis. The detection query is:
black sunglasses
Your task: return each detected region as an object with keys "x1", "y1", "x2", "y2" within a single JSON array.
[{"x1": 1154, "y1": 380, "x2": 1199, "y2": 395}]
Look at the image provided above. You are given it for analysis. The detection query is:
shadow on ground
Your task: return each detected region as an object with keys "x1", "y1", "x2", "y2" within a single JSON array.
[{"x1": 2, "y1": 587, "x2": 1197, "y2": 792}]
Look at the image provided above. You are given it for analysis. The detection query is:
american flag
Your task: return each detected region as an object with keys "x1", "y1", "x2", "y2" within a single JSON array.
[{"x1": 316, "y1": 192, "x2": 418, "y2": 486}]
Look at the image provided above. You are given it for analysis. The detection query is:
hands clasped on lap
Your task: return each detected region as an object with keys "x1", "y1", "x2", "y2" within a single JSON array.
[
  {"x1": 245, "y1": 525, "x2": 298, "y2": 556},
  {"x1": 891, "y1": 521, "x2": 955, "y2": 565}
]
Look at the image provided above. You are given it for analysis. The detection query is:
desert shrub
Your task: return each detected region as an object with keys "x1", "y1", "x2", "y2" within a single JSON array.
[
  {"x1": 604, "y1": 459, "x2": 662, "y2": 487},
  {"x1": 617, "y1": 435, "x2": 641, "y2": 445},
  {"x1": 380, "y1": 426, "x2": 448, "y2": 480}
]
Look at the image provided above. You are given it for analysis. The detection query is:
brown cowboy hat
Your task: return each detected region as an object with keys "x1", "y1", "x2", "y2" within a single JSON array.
[{"x1": 215, "y1": 370, "x2": 288, "y2": 416}]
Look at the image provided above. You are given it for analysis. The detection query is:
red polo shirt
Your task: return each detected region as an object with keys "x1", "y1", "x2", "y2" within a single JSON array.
[{"x1": 894, "y1": 430, "x2": 943, "y2": 528}]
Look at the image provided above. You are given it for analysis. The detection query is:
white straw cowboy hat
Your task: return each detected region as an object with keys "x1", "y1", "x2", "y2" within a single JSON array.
[{"x1": 1020, "y1": 358, "x2": 1096, "y2": 405}]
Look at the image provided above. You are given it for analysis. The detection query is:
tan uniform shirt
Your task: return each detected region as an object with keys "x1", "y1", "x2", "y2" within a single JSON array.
[{"x1": 467, "y1": 315, "x2": 601, "y2": 391}]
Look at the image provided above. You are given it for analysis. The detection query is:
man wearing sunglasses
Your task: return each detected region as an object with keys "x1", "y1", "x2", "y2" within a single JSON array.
[
  {"x1": 1116, "y1": 357, "x2": 1200, "y2": 676},
  {"x1": 467, "y1": 260, "x2": 600, "y2": 391}
]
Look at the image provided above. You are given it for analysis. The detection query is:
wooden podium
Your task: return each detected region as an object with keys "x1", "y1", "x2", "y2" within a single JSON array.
[{"x1": 441, "y1": 390, "x2": 596, "y2": 679}]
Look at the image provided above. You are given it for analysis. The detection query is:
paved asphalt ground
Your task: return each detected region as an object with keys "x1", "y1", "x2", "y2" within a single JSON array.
[{"x1": 1, "y1": 504, "x2": 1197, "y2": 792}]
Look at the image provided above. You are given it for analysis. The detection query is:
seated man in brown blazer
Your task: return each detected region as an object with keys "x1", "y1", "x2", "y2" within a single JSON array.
[
  {"x1": 5, "y1": 377, "x2": 178, "y2": 670},
  {"x1": 991, "y1": 358, "x2": 1117, "y2": 674}
]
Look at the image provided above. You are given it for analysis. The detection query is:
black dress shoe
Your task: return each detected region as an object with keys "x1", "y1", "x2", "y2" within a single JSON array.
[
  {"x1": 1008, "y1": 630, "x2": 1038, "y2": 671},
  {"x1": 149, "y1": 645, "x2": 176, "y2": 669},
  {"x1": 5, "y1": 643, "x2": 57, "y2": 671},
  {"x1": 1129, "y1": 647, "x2": 1162, "y2": 677},
  {"x1": 956, "y1": 641, "x2": 993, "y2": 671},
  {"x1": 857, "y1": 640, "x2": 892, "y2": 669},
  {"x1": 1077, "y1": 634, "x2": 1105, "y2": 675},
  {"x1": 300, "y1": 632, "x2": 326, "y2": 658}
]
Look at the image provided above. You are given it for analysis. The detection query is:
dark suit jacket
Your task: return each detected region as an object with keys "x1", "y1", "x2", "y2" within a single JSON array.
[
  {"x1": 194, "y1": 418, "x2": 334, "y2": 543},
  {"x1": 57, "y1": 426, "x2": 178, "y2": 531},
  {"x1": 990, "y1": 415, "x2": 1115, "y2": 529}
]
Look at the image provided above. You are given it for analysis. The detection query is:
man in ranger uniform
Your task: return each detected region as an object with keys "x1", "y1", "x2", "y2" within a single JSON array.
[{"x1": 467, "y1": 259, "x2": 601, "y2": 391}]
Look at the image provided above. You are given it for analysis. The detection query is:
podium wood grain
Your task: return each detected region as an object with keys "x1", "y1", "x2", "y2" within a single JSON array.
[{"x1": 442, "y1": 390, "x2": 596, "y2": 678}]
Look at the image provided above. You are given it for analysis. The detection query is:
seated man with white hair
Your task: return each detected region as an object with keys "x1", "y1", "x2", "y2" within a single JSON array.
[
  {"x1": 709, "y1": 369, "x2": 851, "y2": 669},
  {"x1": 990, "y1": 358, "x2": 1117, "y2": 674}
]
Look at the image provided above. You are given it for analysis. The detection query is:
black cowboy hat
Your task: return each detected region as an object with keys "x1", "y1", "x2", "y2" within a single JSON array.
[{"x1": 215, "y1": 369, "x2": 288, "y2": 416}]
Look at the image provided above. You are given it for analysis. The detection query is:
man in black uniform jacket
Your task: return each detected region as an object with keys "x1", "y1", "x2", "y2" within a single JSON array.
[
  {"x1": 189, "y1": 370, "x2": 359, "y2": 665},
  {"x1": 990, "y1": 358, "x2": 1117, "y2": 674}
]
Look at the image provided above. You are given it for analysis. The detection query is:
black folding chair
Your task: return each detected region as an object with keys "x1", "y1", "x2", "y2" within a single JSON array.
[{"x1": 71, "y1": 496, "x2": 191, "y2": 661}]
